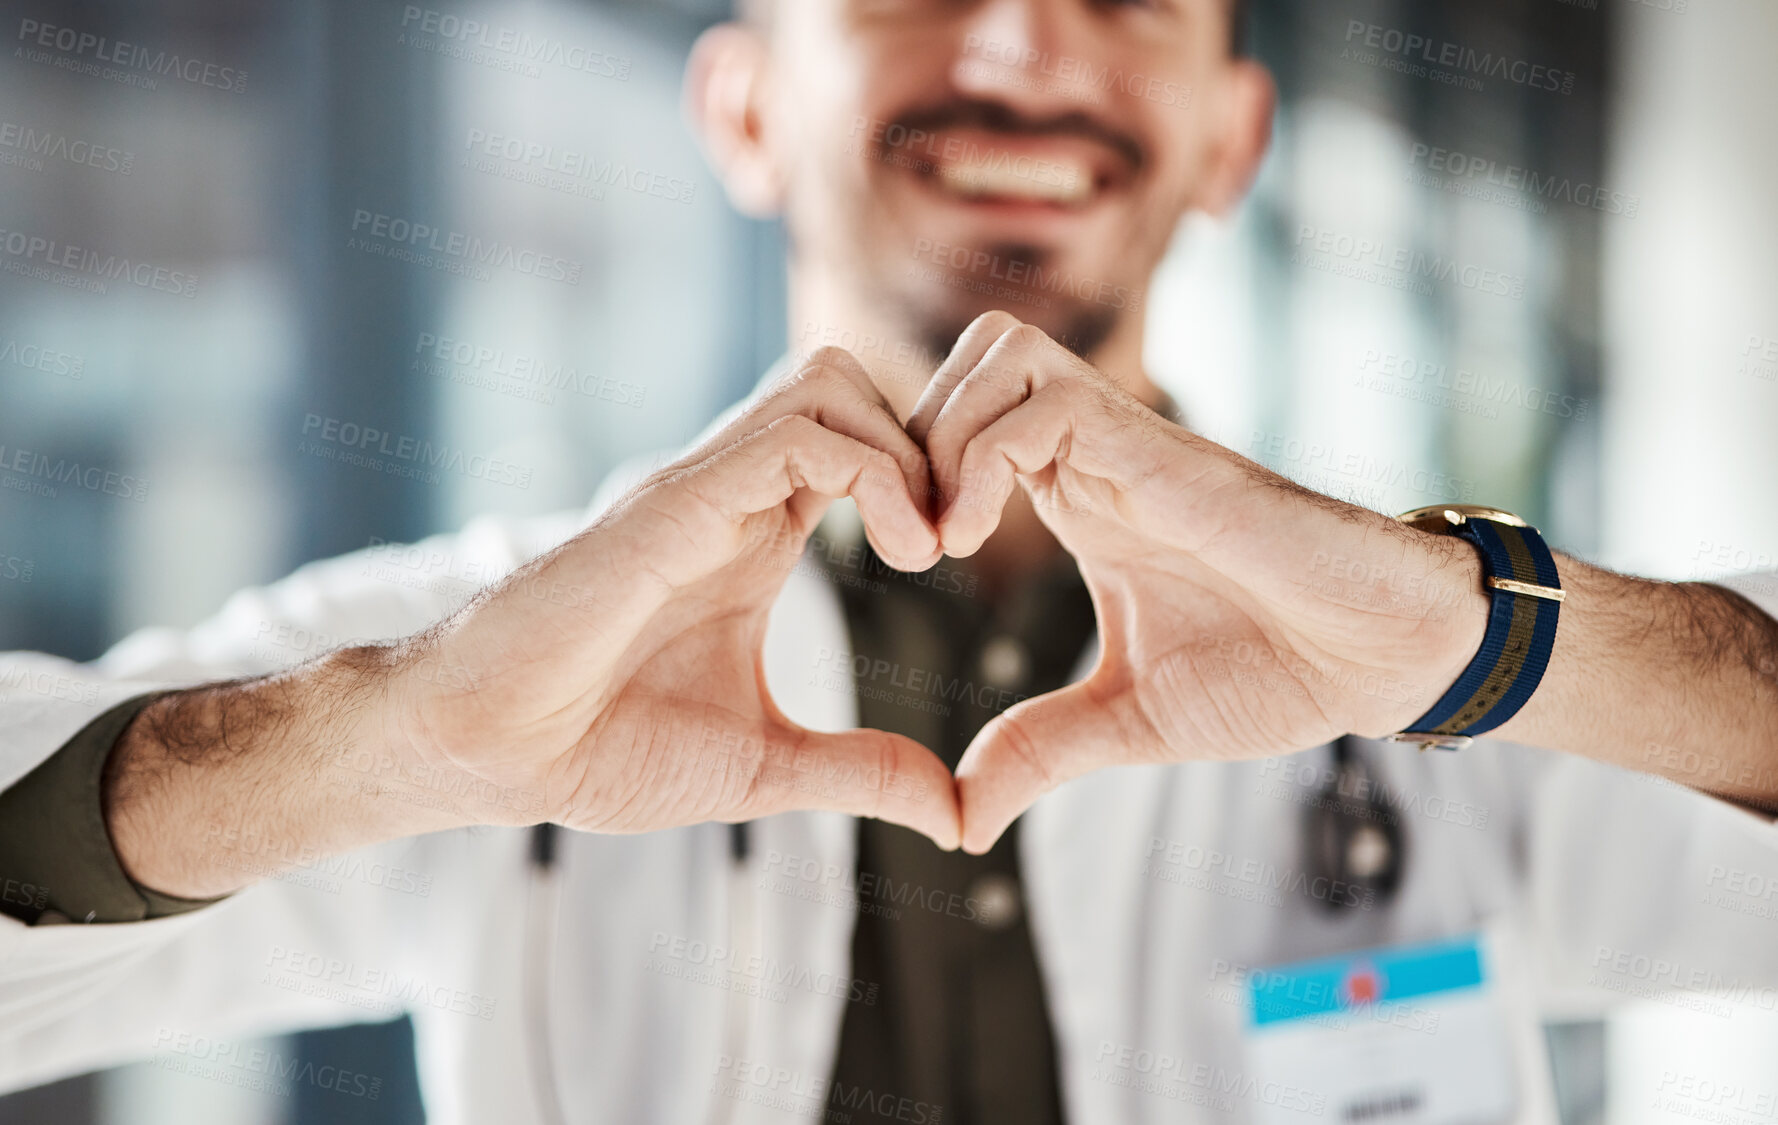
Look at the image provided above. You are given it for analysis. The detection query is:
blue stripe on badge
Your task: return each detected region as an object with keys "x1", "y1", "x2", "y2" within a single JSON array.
[{"x1": 1248, "y1": 935, "x2": 1486, "y2": 1027}]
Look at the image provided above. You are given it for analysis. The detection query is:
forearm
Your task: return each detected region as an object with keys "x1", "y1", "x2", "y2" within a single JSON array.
[
  {"x1": 104, "y1": 643, "x2": 480, "y2": 899},
  {"x1": 1494, "y1": 558, "x2": 1778, "y2": 809}
]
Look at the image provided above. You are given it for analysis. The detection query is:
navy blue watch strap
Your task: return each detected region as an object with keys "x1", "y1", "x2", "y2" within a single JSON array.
[{"x1": 1392, "y1": 510, "x2": 1564, "y2": 748}]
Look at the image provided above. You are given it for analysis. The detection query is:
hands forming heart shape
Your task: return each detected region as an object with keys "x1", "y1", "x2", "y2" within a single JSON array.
[{"x1": 406, "y1": 311, "x2": 1490, "y2": 855}]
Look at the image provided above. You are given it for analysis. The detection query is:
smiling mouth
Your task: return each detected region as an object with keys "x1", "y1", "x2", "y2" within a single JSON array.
[
  {"x1": 886, "y1": 127, "x2": 1122, "y2": 209},
  {"x1": 932, "y1": 153, "x2": 1098, "y2": 207}
]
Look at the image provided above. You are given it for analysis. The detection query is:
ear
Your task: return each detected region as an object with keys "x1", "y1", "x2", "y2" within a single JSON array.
[
  {"x1": 683, "y1": 23, "x2": 785, "y2": 218},
  {"x1": 1194, "y1": 60, "x2": 1275, "y2": 219}
]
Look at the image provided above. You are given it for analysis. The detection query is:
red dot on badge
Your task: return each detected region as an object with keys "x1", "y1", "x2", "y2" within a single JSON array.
[{"x1": 1344, "y1": 964, "x2": 1383, "y2": 1006}]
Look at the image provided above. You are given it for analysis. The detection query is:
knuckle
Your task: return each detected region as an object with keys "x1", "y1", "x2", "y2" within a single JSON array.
[
  {"x1": 1002, "y1": 323, "x2": 1052, "y2": 353},
  {"x1": 754, "y1": 377, "x2": 807, "y2": 421},
  {"x1": 969, "y1": 309, "x2": 1024, "y2": 338},
  {"x1": 801, "y1": 360, "x2": 868, "y2": 405},
  {"x1": 1059, "y1": 375, "x2": 1099, "y2": 408},
  {"x1": 803, "y1": 344, "x2": 861, "y2": 373},
  {"x1": 926, "y1": 424, "x2": 966, "y2": 468},
  {"x1": 864, "y1": 449, "x2": 904, "y2": 491},
  {"x1": 864, "y1": 397, "x2": 903, "y2": 433},
  {"x1": 762, "y1": 412, "x2": 818, "y2": 443},
  {"x1": 954, "y1": 437, "x2": 987, "y2": 474}
]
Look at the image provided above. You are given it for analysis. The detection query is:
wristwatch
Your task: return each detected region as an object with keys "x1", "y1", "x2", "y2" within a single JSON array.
[{"x1": 1385, "y1": 505, "x2": 1566, "y2": 751}]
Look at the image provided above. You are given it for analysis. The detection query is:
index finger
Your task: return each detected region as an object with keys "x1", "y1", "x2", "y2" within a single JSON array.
[
  {"x1": 905, "y1": 310, "x2": 1026, "y2": 449},
  {"x1": 707, "y1": 347, "x2": 935, "y2": 518}
]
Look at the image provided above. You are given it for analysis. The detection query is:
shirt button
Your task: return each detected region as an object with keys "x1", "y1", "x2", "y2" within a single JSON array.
[
  {"x1": 978, "y1": 636, "x2": 1030, "y2": 690},
  {"x1": 968, "y1": 873, "x2": 1023, "y2": 931}
]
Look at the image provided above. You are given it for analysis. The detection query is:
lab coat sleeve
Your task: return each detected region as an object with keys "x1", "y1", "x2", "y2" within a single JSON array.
[
  {"x1": 0, "y1": 507, "x2": 585, "y2": 1094},
  {"x1": 1521, "y1": 571, "x2": 1778, "y2": 1007}
]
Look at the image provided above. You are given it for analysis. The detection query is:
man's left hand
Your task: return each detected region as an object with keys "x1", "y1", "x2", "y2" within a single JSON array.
[{"x1": 908, "y1": 312, "x2": 1492, "y2": 853}]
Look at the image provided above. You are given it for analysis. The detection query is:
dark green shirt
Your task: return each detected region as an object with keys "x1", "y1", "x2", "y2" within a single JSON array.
[
  {"x1": 818, "y1": 518, "x2": 1097, "y2": 1125},
  {"x1": 0, "y1": 692, "x2": 217, "y2": 924}
]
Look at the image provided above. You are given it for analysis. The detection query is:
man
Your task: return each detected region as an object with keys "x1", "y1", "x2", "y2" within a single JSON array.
[{"x1": 3, "y1": 1, "x2": 1776, "y2": 1122}]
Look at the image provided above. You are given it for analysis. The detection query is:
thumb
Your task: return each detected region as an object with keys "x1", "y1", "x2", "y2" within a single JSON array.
[
  {"x1": 954, "y1": 682, "x2": 1128, "y2": 854},
  {"x1": 769, "y1": 727, "x2": 962, "y2": 851}
]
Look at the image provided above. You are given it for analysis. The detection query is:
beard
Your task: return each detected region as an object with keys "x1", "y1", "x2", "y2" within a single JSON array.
[{"x1": 885, "y1": 240, "x2": 1123, "y2": 368}]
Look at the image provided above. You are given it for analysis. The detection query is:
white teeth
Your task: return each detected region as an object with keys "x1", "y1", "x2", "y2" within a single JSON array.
[{"x1": 935, "y1": 156, "x2": 1094, "y2": 205}]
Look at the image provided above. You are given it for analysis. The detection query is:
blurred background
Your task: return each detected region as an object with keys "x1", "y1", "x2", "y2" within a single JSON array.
[{"x1": 3, "y1": 0, "x2": 1775, "y2": 1121}]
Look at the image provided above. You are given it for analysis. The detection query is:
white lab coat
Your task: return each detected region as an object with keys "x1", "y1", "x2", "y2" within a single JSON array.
[{"x1": 2, "y1": 456, "x2": 1775, "y2": 1124}]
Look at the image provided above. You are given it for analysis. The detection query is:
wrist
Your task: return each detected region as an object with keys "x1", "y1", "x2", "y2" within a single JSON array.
[
  {"x1": 1359, "y1": 531, "x2": 1491, "y2": 737},
  {"x1": 1378, "y1": 510, "x2": 1563, "y2": 745},
  {"x1": 1424, "y1": 533, "x2": 1493, "y2": 701},
  {"x1": 380, "y1": 632, "x2": 562, "y2": 828},
  {"x1": 104, "y1": 645, "x2": 467, "y2": 899},
  {"x1": 1487, "y1": 559, "x2": 1658, "y2": 751}
]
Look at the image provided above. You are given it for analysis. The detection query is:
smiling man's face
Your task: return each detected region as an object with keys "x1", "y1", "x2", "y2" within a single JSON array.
[{"x1": 692, "y1": 0, "x2": 1272, "y2": 381}]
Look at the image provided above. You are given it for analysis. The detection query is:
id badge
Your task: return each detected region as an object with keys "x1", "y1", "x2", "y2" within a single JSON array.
[{"x1": 1241, "y1": 933, "x2": 1519, "y2": 1124}]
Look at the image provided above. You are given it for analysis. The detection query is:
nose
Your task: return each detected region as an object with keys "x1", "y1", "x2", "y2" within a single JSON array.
[{"x1": 951, "y1": 0, "x2": 1101, "y2": 115}]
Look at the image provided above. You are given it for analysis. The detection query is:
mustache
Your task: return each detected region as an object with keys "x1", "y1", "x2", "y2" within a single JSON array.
[{"x1": 882, "y1": 98, "x2": 1146, "y2": 175}]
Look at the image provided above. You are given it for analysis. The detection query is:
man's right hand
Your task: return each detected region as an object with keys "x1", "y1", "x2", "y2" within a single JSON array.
[{"x1": 106, "y1": 350, "x2": 959, "y2": 899}]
